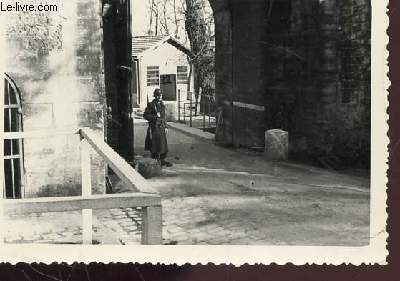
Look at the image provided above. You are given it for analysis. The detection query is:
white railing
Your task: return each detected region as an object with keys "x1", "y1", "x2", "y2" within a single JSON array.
[{"x1": 2, "y1": 128, "x2": 162, "y2": 245}]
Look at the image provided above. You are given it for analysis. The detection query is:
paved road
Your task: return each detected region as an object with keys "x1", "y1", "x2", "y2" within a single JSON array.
[
  {"x1": 4, "y1": 122, "x2": 370, "y2": 246},
  {"x1": 135, "y1": 122, "x2": 370, "y2": 246}
]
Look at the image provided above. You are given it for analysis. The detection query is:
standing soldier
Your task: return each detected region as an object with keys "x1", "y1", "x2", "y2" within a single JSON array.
[{"x1": 144, "y1": 89, "x2": 173, "y2": 167}]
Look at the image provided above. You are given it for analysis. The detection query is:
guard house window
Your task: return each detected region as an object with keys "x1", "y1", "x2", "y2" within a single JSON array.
[
  {"x1": 3, "y1": 74, "x2": 24, "y2": 199},
  {"x1": 177, "y1": 66, "x2": 188, "y2": 84},
  {"x1": 147, "y1": 66, "x2": 160, "y2": 86}
]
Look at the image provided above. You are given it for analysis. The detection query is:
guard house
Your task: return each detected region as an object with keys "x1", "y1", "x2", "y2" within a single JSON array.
[{"x1": 132, "y1": 36, "x2": 194, "y2": 121}]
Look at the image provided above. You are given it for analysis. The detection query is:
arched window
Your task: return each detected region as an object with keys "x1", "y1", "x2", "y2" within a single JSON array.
[{"x1": 3, "y1": 73, "x2": 24, "y2": 199}]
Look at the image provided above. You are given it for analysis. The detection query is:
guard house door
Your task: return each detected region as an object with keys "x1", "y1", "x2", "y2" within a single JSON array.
[{"x1": 160, "y1": 74, "x2": 177, "y2": 101}]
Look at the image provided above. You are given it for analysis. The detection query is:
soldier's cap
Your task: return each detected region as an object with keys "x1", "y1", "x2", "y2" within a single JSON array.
[{"x1": 153, "y1": 89, "x2": 162, "y2": 96}]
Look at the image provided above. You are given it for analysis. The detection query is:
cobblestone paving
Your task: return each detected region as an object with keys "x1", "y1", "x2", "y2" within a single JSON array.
[
  {"x1": 4, "y1": 198, "x2": 286, "y2": 245},
  {"x1": 162, "y1": 197, "x2": 248, "y2": 245},
  {"x1": 4, "y1": 185, "x2": 369, "y2": 246},
  {"x1": 4, "y1": 208, "x2": 143, "y2": 245},
  {"x1": 4, "y1": 124, "x2": 370, "y2": 246}
]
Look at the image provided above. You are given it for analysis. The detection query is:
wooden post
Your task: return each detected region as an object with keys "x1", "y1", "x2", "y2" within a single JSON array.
[
  {"x1": 208, "y1": 96, "x2": 211, "y2": 127},
  {"x1": 81, "y1": 138, "x2": 92, "y2": 245},
  {"x1": 141, "y1": 205, "x2": 162, "y2": 244},
  {"x1": 178, "y1": 90, "x2": 180, "y2": 122},
  {"x1": 189, "y1": 98, "x2": 193, "y2": 127},
  {"x1": 203, "y1": 94, "x2": 206, "y2": 131}
]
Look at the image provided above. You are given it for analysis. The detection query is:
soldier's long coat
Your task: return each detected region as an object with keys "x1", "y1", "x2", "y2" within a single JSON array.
[{"x1": 143, "y1": 99, "x2": 168, "y2": 155}]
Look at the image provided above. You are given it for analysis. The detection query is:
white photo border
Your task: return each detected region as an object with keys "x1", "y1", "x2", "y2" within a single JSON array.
[{"x1": 0, "y1": 0, "x2": 389, "y2": 265}]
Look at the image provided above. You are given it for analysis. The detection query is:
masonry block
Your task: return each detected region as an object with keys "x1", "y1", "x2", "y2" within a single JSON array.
[
  {"x1": 136, "y1": 158, "x2": 162, "y2": 179},
  {"x1": 164, "y1": 103, "x2": 177, "y2": 122},
  {"x1": 3, "y1": 0, "x2": 107, "y2": 197},
  {"x1": 23, "y1": 103, "x2": 54, "y2": 129},
  {"x1": 264, "y1": 129, "x2": 289, "y2": 162}
]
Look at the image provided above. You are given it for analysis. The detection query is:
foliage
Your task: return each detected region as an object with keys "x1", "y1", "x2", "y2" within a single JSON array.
[
  {"x1": 146, "y1": 0, "x2": 215, "y2": 101},
  {"x1": 184, "y1": 0, "x2": 215, "y2": 101}
]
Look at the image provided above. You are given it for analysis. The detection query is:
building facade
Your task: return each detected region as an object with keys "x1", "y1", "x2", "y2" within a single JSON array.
[
  {"x1": 3, "y1": 0, "x2": 133, "y2": 198},
  {"x1": 132, "y1": 36, "x2": 194, "y2": 121}
]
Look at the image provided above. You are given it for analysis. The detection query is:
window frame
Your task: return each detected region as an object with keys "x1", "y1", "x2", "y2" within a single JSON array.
[
  {"x1": 3, "y1": 73, "x2": 25, "y2": 199},
  {"x1": 176, "y1": 65, "x2": 188, "y2": 84},
  {"x1": 146, "y1": 66, "x2": 160, "y2": 86}
]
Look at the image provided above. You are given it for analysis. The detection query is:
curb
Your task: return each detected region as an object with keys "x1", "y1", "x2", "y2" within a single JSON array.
[{"x1": 167, "y1": 122, "x2": 215, "y2": 143}]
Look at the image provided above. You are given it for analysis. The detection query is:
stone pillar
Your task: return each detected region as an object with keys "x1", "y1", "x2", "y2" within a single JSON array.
[
  {"x1": 264, "y1": 129, "x2": 289, "y2": 161},
  {"x1": 213, "y1": 7, "x2": 234, "y2": 146},
  {"x1": 230, "y1": 0, "x2": 268, "y2": 148},
  {"x1": 318, "y1": 0, "x2": 339, "y2": 155}
]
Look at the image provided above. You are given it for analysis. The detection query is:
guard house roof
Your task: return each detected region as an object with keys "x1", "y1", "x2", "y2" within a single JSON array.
[{"x1": 132, "y1": 35, "x2": 193, "y2": 58}]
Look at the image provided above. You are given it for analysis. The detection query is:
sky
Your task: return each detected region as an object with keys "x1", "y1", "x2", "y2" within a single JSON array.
[{"x1": 132, "y1": 0, "x2": 150, "y2": 36}]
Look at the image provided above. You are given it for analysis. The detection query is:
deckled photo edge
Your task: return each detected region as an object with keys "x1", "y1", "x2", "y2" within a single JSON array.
[{"x1": 0, "y1": 0, "x2": 389, "y2": 265}]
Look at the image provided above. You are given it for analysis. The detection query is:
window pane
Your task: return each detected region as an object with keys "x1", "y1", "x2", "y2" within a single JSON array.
[
  {"x1": 10, "y1": 108, "x2": 20, "y2": 132},
  {"x1": 177, "y1": 66, "x2": 187, "y2": 72},
  {"x1": 12, "y1": 139, "x2": 20, "y2": 155},
  {"x1": 9, "y1": 87, "x2": 17, "y2": 105},
  {"x1": 4, "y1": 81, "x2": 9, "y2": 105},
  {"x1": 177, "y1": 66, "x2": 188, "y2": 84},
  {"x1": 13, "y1": 159, "x2": 21, "y2": 198},
  {"x1": 147, "y1": 66, "x2": 159, "y2": 86},
  {"x1": 4, "y1": 109, "x2": 10, "y2": 132},
  {"x1": 4, "y1": 139, "x2": 11, "y2": 156},
  {"x1": 3, "y1": 139, "x2": 20, "y2": 156},
  {"x1": 4, "y1": 159, "x2": 13, "y2": 198}
]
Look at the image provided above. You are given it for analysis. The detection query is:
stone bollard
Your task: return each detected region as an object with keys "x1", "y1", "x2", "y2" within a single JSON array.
[
  {"x1": 264, "y1": 129, "x2": 288, "y2": 161},
  {"x1": 135, "y1": 158, "x2": 162, "y2": 179},
  {"x1": 164, "y1": 103, "x2": 177, "y2": 122}
]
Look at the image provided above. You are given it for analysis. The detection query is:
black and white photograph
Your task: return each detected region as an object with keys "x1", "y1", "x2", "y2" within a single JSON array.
[{"x1": 0, "y1": 0, "x2": 388, "y2": 265}]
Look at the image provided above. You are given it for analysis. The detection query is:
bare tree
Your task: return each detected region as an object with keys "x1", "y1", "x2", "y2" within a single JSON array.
[
  {"x1": 162, "y1": 0, "x2": 170, "y2": 34},
  {"x1": 144, "y1": 0, "x2": 216, "y2": 114},
  {"x1": 148, "y1": 0, "x2": 154, "y2": 34},
  {"x1": 173, "y1": 0, "x2": 179, "y2": 37},
  {"x1": 183, "y1": 0, "x2": 215, "y2": 114},
  {"x1": 148, "y1": 0, "x2": 161, "y2": 35}
]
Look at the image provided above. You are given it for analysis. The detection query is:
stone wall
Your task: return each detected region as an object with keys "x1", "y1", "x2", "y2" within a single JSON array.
[
  {"x1": 213, "y1": 1, "x2": 234, "y2": 146},
  {"x1": 334, "y1": 0, "x2": 371, "y2": 167},
  {"x1": 263, "y1": 0, "x2": 371, "y2": 168},
  {"x1": 231, "y1": 0, "x2": 268, "y2": 147},
  {"x1": 211, "y1": 0, "x2": 371, "y2": 168},
  {"x1": 5, "y1": 0, "x2": 106, "y2": 197}
]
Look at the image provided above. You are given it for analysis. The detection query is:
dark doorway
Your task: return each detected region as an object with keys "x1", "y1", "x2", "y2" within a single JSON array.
[
  {"x1": 102, "y1": 0, "x2": 134, "y2": 162},
  {"x1": 160, "y1": 74, "x2": 177, "y2": 101}
]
